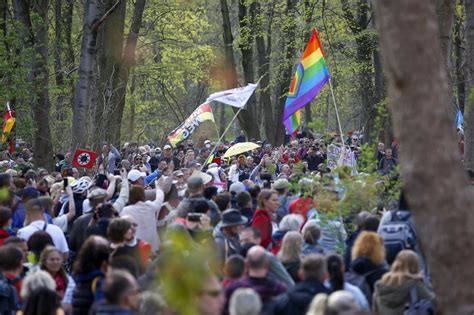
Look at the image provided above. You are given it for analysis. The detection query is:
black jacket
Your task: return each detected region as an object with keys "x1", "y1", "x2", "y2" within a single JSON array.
[
  {"x1": 273, "y1": 278, "x2": 330, "y2": 315},
  {"x1": 72, "y1": 270, "x2": 105, "y2": 315},
  {"x1": 350, "y1": 256, "x2": 388, "y2": 294}
]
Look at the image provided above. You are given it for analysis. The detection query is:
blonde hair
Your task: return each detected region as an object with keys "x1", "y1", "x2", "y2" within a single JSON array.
[
  {"x1": 380, "y1": 250, "x2": 422, "y2": 286},
  {"x1": 277, "y1": 231, "x2": 303, "y2": 264},
  {"x1": 307, "y1": 293, "x2": 328, "y2": 315},
  {"x1": 351, "y1": 231, "x2": 386, "y2": 265}
]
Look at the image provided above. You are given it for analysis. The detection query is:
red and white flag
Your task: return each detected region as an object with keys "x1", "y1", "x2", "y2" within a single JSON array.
[{"x1": 72, "y1": 149, "x2": 97, "y2": 169}]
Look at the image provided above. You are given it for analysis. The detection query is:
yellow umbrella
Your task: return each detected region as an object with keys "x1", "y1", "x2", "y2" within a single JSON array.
[{"x1": 223, "y1": 142, "x2": 260, "y2": 158}]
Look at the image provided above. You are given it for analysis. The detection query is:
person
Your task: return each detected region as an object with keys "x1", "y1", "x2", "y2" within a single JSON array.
[
  {"x1": 98, "y1": 143, "x2": 121, "y2": 174},
  {"x1": 11, "y1": 187, "x2": 40, "y2": 231},
  {"x1": 160, "y1": 145, "x2": 181, "y2": 169},
  {"x1": 224, "y1": 246, "x2": 286, "y2": 315},
  {"x1": 0, "y1": 207, "x2": 12, "y2": 246},
  {"x1": 273, "y1": 254, "x2": 331, "y2": 315},
  {"x1": 0, "y1": 245, "x2": 23, "y2": 314},
  {"x1": 325, "y1": 254, "x2": 369, "y2": 310},
  {"x1": 251, "y1": 189, "x2": 279, "y2": 249},
  {"x1": 306, "y1": 145, "x2": 325, "y2": 172},
  {"x1": 196, "y1": 274, "x2": 225, "y2": 315},
  {"x1": 301, "y1": 221, "x2": 324, "y2": 256},
  {"x1": 222, "y1": 255, "x2": 245, "y2": 288},
  {"x1": 121, "y1": 183, "x2": 164, "y2": 252},
  {"x1": 20, "y1": 270, "x2": 56, "y2": 301},
  {"x1": 20, "y1": 287, "x2": 64, "y2": 315},
  {"x1": 307, "y1": 291, "x2": 360, "y2": 315},
  {"x1": 235, "y1": 192, "x2": 253, "y2": 227},
  {"x1": 378, "y1": 148, "x2": 398, "y2": 175},
  {"x1": 348, "y1": 231, "x2": 388, "y2": 302},
  {"x1": 344, "y1": 211, "x2": 372, "y2": 268},
  {"x1": 213, "y1": 209, "x2": 247, "y2": 265},
  {"x1": 136, "y1": 291, "x2": 166, "y2": 315},
  {"x1": 271, "y1": 214, "x2": 303, "y2": 255},
  {"x1": 72, "y1": 236, "x2": 110, "y2": 315},
  {"x1": 229, "y1": 288, "x2": 262, "y2": 315},
  {"x1": 17, "y1": 199, "x2": 69, "y2": 260},
  {"x1": 107, "y1": 218, "x2": 142, "y2": 271},
  {"x1": 272, "y1": 179, "x2": 292, "y2": 223},
  {"x1": 373, "y1": 250, "x2": 435, "y2": 314},
  {"x1": 183, "y1": 176, "x2": 220, "y2": 226},
  {"x1": 235, "y1": 130, "x2": 246, "y2": 143},
  {"x1": 25, "y1": 231, "x2": 54, "y2": 273},
  {"x1": 90, "y1": 270, "x2": 139, "y2": 315},
  {"x1": 39, "y1": 246, "x2": 75, "y2": 311},
  {"x1": 376, "y1": 143, "x2": 385, "y2": 162},
  {"x1": 277, "y1": 231, "x2": 303, "y2": 283}
]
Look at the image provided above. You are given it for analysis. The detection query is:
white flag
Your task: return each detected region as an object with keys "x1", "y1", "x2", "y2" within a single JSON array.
[{"x1": 206, "y1": 83, "x2": 257, "y2": 108}]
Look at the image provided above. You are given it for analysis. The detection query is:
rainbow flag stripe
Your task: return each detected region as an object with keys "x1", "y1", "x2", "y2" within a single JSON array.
[{"x1": 283, "y1": 29, "x2": 330, "y2": 133}]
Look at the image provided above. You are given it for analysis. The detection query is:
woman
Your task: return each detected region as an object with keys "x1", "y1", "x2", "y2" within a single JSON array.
[
  {"x1": 349, "y1": 231, "x2": 388, "y2": 301},
  {"x1": 121, "y1": 185, "x2": 163, "y2": 252},
  {"x1": 72, "y1": 236, "x2": 110, "y2": 315},
  {"x1": 271, "y1": 214, "x2": 304, "y2": 255},
  {"x1": 26, "y1": 231, "x2": 54, "y2": 273},
  {"x1": 373, "y1": 250, "x2": 435, "y2": 314},
  {"x1": 251, "y1": 189, "x2": 279, "y2": 249},
  {"x1": 325, "y1": 254, "x2": 369, "y2": 310},
  {"x1": 301, "y1": 221, "x2": 325, "y2": 256},
  {"x1": 21, "y1": 287, "x2": 64, "y2": 315},
  {"x1": 107, "y1": 218, "x2": 142, "y2": 271},
  {"x1": 40, "y1": 246, "x2": 76, "y2": 311},
  {"x1": 277, "y1": 231, "x2": 303, "y2": 283}
]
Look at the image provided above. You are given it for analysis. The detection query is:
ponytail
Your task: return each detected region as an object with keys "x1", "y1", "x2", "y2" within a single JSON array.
[{"x1": 326, "y1": 254, "x2": 344, "y2": 291}]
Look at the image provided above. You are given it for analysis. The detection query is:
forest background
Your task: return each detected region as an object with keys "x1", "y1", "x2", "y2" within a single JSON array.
[{"x1": 0, "y1": 0, "x2": 472, "y2": 172}]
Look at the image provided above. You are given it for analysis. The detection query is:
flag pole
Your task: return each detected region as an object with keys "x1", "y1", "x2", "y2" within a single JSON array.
[{"x1": 328, "y1": 78, "x2": 345, "y2": 146}]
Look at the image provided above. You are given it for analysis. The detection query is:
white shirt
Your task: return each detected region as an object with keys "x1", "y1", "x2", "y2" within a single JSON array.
[{"x1": 17, "y1": 220, "x2": 69, "y2": 254}]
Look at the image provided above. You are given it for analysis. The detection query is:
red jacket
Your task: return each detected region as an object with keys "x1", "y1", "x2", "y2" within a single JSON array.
[
  {"x1": 251, "y1": 209, "x2": 273, "y2": 249},
  {"x1": 0, "y1": 229, "x2": 10, "y2": 246}
]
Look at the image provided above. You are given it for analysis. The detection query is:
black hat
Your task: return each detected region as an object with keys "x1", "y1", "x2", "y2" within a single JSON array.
[{"x1": 220, "y1": 209, "x2": 248, "y2": 228}]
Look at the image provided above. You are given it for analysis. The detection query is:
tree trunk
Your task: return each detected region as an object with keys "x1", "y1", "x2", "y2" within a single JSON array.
[
  {"x1": 454, "y1": 2, "x2": 465, "y2": 113},
  {"x1": 274, "y1": 0, "x2": 297, "y2": 145},
  {"x1": 72, "y1": 0, "x2": 106, "y2": 150},
  {"x1": 255, "y1": 0, "x2": 273, "y2": 141},
  {"x1": 219, "y1": 0, "x2": 258, "y2": 141},
  {"x1": 465, "y1": 0, "x2": 474, "y2": 169},
  {"x1": 376, "y1": 0, "x2": 474, "y2": 313},
  {"x1": 436, "y1": 0, "x2": 456, "y2": 66},
  {"x1": 112, "y1": 0, "x2": 146, "y2": 145}
]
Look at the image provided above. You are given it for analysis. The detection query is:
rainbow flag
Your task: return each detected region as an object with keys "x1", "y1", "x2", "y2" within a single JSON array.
[{"x1": 283, "y1": 29, "x2": 330, "y2": 134}]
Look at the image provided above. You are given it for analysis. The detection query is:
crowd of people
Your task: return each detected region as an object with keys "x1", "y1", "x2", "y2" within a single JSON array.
[{"x1": 0, "y1": 133, "x2": 441, "y2": 315}]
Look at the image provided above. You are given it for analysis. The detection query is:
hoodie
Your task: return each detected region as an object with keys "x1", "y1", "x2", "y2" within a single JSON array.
[{"x1": 373, "y1": 277, "x2": 435, "y2": 315}]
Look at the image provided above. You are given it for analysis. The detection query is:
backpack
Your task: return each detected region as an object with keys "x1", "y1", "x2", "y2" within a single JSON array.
[
  {"x1": 404, "y1": 285, "x2": 434, "y2": 315},
  {"x1": 345, "y1": 269, "x2": 377, "y2": 303},
  {"x1": 379, "y1": 210, "x2": 417, "y2": 264}
]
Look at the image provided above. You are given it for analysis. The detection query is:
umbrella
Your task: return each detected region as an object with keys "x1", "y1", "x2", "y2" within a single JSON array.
[{"x1": 223, "y1": 142, "x2": 260, "y2": 158}]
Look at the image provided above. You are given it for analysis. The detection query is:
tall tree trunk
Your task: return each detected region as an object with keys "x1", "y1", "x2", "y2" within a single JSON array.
[
  {"x1": 454, "y1": 1, "x2": 465, "y2": 113},
  {"x1": 95, "y1": 0, "x2": 126, "y2": 147},
  {"x1": 31, "y1": 0, "x2": 53, "y2": 170},
  {"x1": 274, "y1": 0, "x2": 298, "y2": 145},
  {"x1": 219, "y1": 0, "x2": 258, "y2": 141},
  {"x1": 436, "y1": 0, "x2": 456, "y2": 66},
  {"x1": 113, "y1": 0, "x2": 146, "y2": 144},
  {"x1": 376, "y1": 0, "x2": 474, "y2": 313},
  {"x1": 465, "y1": 0, "x2": 474, "y2": 169},
  {"x1": 72, "y1": 0, "x2": 106, "y2": 150}
]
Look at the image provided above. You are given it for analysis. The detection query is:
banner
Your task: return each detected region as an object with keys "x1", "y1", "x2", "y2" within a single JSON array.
[
  {"x1": 72, "y1": 149, "x2": 97, "y2": 169},
  {"x1": 206, "y1": 83, "x2": 257, "y2": 108},
  {"x1": 327, "y1": 144, "x2": 357, "y2": 170},
  {"x1": 168, "y1": 103, "x2": 216, "y2": 148}
]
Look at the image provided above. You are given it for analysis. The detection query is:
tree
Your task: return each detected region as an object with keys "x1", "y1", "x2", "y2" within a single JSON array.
[
  {"x1": 465, "y1": 0, "x2": 474, "y2": 170},
  {"x1": 376, "y1": 0, "x2": 474, "y2": 313}
]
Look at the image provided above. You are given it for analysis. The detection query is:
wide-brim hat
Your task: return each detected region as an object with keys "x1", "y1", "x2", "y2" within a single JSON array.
[{"x1": 220, "y1": 209, "x2": 248, "y2": 228}]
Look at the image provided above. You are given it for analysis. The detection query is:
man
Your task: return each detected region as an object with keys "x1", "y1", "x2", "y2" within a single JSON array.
[
  {"x1": 0, "y1": 245, "x2": 22, "y2": 314},
  {"x1": 224, "y1": 246, "x2": 286, "y2": 315},
  {"x1": 273, "y1": 179, "x2": 292, "y2": 223},
  {"x1": 98, "y1": 143, "x2": 121, "y2": 174},
  {"x1": 184, "y1": 176, "x2": 220, "y2": 226},
  {"x1": 235, "y1": 130, "x2": 246, "y2": 143},
  {"x1": 160, "y1": 145, "x2": 181, "y2": 169},
  {"x1": 378, "y1": 148, "x2": 398, "y2": 175},
  {"x1": 90, "y1": 270, "x2": 139, "y2": 314},
  {"x1": 149, "y1": 148, "x2": 161, "y2": 172},
  {"x1": 273, "y1": 254, "x2": 330, "y2": 315},
  {"x1": 196, "y1": 274, "x2": 225, "y2": 315},
  {"x1": 236, "y1": 191, "x2": 254, "y2": 226},
  {"x1": 306, "y1": 145, "x2": 326, "y2": 172},
  {"x1": 17, "y1": 199, "x2": 69, "y2": 259},
  {"x1": 376, "y1": 142, "x2": 385, "y2": 162},
  {"x1": 11, "y1": 187, "x2": 40, "y2": 231},
  {"x1": 213, "y1": 209, "x2": 247, "y2": 265}
]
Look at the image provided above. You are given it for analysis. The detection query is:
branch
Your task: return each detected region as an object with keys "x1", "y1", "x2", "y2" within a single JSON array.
[{"x1": 91, "y1": 0, "x2": 121, "y2": 33}]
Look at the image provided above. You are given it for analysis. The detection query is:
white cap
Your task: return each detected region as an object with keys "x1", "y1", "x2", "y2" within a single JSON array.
[
  {"x1": 128, "y1": 169, "x2": 146, "y2": 182},
  {"x1": 163, "y1": 144, "x2": 172, "y2": 150}
]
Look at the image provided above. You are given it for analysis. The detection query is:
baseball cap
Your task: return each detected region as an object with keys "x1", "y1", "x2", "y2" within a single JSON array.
[
  {"x1": 163, "y1": 145, "x2": 172, "y2": 150},
  {"x1": 128, "y1": 169, "x2": 146, "y2": 182}
]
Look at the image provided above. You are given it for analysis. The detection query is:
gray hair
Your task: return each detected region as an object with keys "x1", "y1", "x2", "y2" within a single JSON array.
[
  {"x1": 279, "y1": 214, "x2": 304, "y2": 232},
  {"x1": 21, "y1": 270, "x2": 56, "y2": 299},
  {"x1": 229, "y1": 288, "x2": 262, "y2": 315},
  {"x1": 327, "y1": 291, "x2": 358, "y2": 313}
]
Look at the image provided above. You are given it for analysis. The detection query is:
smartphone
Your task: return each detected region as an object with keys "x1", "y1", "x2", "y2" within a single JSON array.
[
  {"x1": 63, "y1": 178, "x2": 68, "y2": 188},
  {"x1": 187, "y1": 213, "x2": 203, "y2": 222}
]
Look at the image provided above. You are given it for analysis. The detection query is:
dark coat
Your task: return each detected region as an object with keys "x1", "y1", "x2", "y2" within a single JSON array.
[
  {"x1": 72, "y1": 270, "x2": 105, "y2": 315},
  {"x1": 273, "y1": 278, "x2": 330, "y2": 315},
  {"x1": 350, "y1": 256, "x2": 388, "y2": 294}
]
